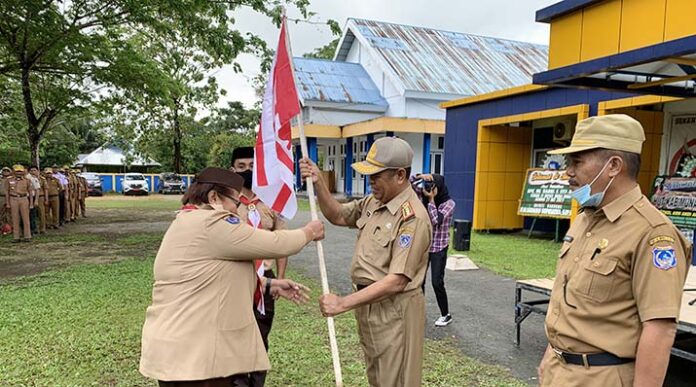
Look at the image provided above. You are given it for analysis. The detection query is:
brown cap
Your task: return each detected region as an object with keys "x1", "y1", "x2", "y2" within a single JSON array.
[
  {"x1": 352, "y1": 137, "x2": 414, "y2": 175},
  {"x1": 195, "y1": 167, "x2": 243, "y2": 191},
  {"x1": 549, "y1": 114, "x2": 645, "y2": 155}
]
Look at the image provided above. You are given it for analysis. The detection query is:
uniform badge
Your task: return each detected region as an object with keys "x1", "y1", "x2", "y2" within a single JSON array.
[
  {"x1": 598, "y1": 239, "x2": 609, "y2": 250},
  {"x1": 401, "y1": 202, "x2": 414, "y2": 221},
  {"x1": 652, "y1": 246, "x2": 677, "y2": 270},
  {"x1": 649, "y1": 236, "x2": 675, "y2": 246},
  {"x1": 225, "y1": 216, "x2": 240, "y2": 225},
  {"x1": 399, "y1": 234, "x2": 412, "y2": 248}
]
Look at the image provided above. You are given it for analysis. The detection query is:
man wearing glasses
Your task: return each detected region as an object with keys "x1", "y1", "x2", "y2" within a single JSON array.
[{"x1": 537, "y1": 115, "x2": 692, "y2": 387}]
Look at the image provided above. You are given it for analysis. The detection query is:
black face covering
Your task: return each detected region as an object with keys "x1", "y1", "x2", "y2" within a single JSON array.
[
  {"x1": 238, "y1": 170, "x2": 253, "y2": 189},
  {"x1": 422, "y1": 174, "x2": 451, "y2": 207}
]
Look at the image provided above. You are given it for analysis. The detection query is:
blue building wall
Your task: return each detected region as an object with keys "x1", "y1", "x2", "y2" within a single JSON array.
[{"x1": 444, "y1": 88, "x2": 634, "y2": 222}]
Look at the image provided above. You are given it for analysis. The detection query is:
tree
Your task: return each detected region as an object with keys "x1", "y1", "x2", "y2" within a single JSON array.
[
  {"x1": 303, "y1": 38, "x2": 340, "y2": 60},
  {"x1": 206, "y1": 101, "x2": 260, "y2": 168},
  {"x1": 0, "y1": 0, "x2": 312, "y2": 168}
]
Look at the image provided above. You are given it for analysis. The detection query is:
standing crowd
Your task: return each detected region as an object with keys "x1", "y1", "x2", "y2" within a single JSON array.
[{"x1": 0, "y1": 164, "x2": 88, "y2": 243}]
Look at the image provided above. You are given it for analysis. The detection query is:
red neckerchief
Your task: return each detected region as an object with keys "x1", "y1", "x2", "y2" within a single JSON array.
[
  {"x1": 240, "y1": 195, "x2": 266, "y2": 315},
  {"x1": 180, "y1": 204, "x2": 198, "y2": 211}
]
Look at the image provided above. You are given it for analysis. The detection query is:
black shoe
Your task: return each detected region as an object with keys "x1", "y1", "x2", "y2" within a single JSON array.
[
  {"x1": 21, "y1": 238, "x2": 31, "y2": 243},
  {"x1": 11, "y1": 239, "x2": 20, "y2": 243}
]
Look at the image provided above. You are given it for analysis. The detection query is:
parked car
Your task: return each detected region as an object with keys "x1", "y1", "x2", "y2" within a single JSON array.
[
  {"x1": 158, "y1": 173, "x2": 186, "y2": 194},
  {"x1": 122, "y1": 173, "x2": 149, "y2": 196},
  {"x1": 80, "y1": 172, "x2": 103, "y2": 196}
]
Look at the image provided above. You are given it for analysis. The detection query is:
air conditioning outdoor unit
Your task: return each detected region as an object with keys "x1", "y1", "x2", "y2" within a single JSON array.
[{"x1": 553, "y1": 119, "x2": 576, "y2": 144}]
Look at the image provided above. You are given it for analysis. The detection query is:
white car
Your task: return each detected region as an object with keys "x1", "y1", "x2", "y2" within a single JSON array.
[{"x1": 122, "y1": 173, "x2": 149, "y2": 196}]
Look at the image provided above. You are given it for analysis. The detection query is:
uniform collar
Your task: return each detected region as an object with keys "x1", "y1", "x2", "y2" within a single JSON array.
[
  {"x1": 600, "y1": 185, "x2": 643, "y2": 223},
  {"x1": 384, "y1": 186, "x2": 413, "y2": 215}
]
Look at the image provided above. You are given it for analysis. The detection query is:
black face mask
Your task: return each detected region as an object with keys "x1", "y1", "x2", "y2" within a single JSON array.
[{"x1": 238, "y1": 170, "x2": 253, "y2": 189}]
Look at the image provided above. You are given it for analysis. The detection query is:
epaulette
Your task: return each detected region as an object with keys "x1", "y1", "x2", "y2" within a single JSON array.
[
  {"x1": 401, "y1": 201, "x2": 415, "y2": 221},
  {"x1": 633, "y1": 198, "x2": 668, "y2": 228}
]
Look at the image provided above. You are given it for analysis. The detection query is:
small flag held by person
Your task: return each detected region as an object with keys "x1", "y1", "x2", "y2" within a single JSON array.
[{"x1": 253, "y1": 16, "x2": 300, "y2": 220}]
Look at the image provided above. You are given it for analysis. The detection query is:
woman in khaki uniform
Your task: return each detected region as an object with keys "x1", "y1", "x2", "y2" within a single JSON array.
[{"x1": 139, "y1": 167, "x2": 324, "y2": 387}]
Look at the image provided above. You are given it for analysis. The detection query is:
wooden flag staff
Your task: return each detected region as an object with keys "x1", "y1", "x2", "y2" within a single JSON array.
[{"x1": 284, "y1": 12, "x2": 344, "y2": 387}]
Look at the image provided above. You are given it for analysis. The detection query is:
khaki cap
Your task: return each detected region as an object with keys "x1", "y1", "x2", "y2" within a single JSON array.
[
  {"x1": 43, "y1": 168, "x2": 53, "y2": 174},
  {"x1": 1, "y1": 167, "x2": 11, "y2": 173},
  {"x1": 549, "y1": 114, "x2": 645, "y2": 155},
  {"x1": 12, "y1": 164, "x2": 25, "y2": 172},
  {"x1": 352, "y1": 137, "x2": 414, "y2": 175}
]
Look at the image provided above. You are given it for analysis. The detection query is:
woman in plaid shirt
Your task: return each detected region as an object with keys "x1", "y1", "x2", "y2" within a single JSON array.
[{"x1": 411, "y1": 173, "x2": 456, "y2": 326}]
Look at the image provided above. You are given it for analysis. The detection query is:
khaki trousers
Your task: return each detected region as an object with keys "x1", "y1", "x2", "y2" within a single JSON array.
[
  {"x1": 64, "y1": 191, "x2": 71, "y2": 221},
  {"x1": 0, "y1": 197, "x2": 8, "y2": 226},
  {"x1": 541, "y1": 351, "x2": 635, "y2": 387},
  {"x1": 10, "y1": 196, "x2": 31, "y2": 240},
  {"x1": 47, "y1": 196, "x2": 59, "y2": 227},
  {"x1": 355, "y1": 288, "x2": 425, "y2": 387},
  {"x1": 37, "y1": 196, "x2": 46, "y2": 232},
  {"x1": 80, "y1": 196, "x2": 86, "y2": 217}
]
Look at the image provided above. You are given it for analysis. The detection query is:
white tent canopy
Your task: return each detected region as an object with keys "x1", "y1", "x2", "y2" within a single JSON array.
[{"x1": 75, "y1": 145, "x2": 160, "y2": 167}]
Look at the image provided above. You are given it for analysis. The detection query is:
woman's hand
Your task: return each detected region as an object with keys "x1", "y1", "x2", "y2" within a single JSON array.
[
  {"x1": 303, "y1": 220, "x2": 325, "y2": 241},
  {"x1": 271, "y1": 278, "x2": 311, "y2": 305}
]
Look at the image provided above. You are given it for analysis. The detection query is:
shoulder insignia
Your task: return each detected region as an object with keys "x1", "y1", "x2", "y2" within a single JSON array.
[
  {"x1": 634, "y1": 199, "x2": 668, "y2": 227},
  {"x1": 401, "y1": 201, "x2": 414, "y2": 221},
  {"x1": 398, "y1": 233, "x2": 413, "y2": 248},
  {"x1": 649, "y1": 235, "x2": 675, "y2": 246},
  {"x1": 652, "y1": 246, "x2": 677, "y2": 270},
  {"x1": 225, "y1": 216, "x2": 240, "y2": 225}
]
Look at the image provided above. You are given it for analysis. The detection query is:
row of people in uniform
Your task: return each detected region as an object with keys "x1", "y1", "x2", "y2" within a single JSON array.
[
  {"x1": 1, "y1": 164, "x2": 88, "y2": 243},
  {"x1": 138, "y1": 115, "x2": 691, "y2": 387}
]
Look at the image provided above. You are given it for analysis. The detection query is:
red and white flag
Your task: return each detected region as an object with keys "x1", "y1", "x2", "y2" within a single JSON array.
[{"x1": 253, "y1": 17, "x2": 300, "y2": 220}]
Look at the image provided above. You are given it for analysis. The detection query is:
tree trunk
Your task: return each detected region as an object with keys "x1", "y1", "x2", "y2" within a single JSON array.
[
  {"x1": 29, "y1": 133, "x2": 41, "y2": 169},
  {"x1": 172, "y1": 101, "x2": 182, "y2": 174}
]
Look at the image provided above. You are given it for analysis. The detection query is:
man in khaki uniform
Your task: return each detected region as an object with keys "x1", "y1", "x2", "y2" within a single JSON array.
[
  {"x1": 0, "y1": 166, "x2": 11, "y2": 235},
  {"x1": 29, "y1": 166, "x2": 48, "y2": 234},
  {"x1": 538, "y1": 115, "x2": 692, "y2": 386},
  {"x1": 67, "y1": 168, "x2": 78, "y2": 221},
  {"x1": 44, "y1": 168, "x2": 61, "y2": 229},
  {"x1": 78, "y1": 173, "x2": 88, "y2": 217},
  {"x1": 5, "y1": 165, "x2": 34, "y2": 242},
  {"x1": 301, "y1": 137, "x2": 432, "y2": 387}
]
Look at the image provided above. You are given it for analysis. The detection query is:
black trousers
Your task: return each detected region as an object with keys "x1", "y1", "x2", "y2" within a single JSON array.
[
  {"x1": 58, "y1": 192, "x2": 65, "y2": 225},
  {"x1": 230, "y1": 269, "x2": 276, "y2": 387},
  {"x1": 423, "y1": 247, "x2": 449, "y2": 316},
  {"x1": 30, "y1": 207, "x2": 38, "y2": 234}
]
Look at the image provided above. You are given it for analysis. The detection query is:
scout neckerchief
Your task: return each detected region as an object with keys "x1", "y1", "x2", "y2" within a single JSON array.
[{"x1": 240, "y1": 195, "x2": 266, "y2": 315}]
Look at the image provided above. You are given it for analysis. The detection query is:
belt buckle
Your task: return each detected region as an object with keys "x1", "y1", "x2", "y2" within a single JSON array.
[{"x1": 552, "y1": 347, "x2": 566, "y2": 365}]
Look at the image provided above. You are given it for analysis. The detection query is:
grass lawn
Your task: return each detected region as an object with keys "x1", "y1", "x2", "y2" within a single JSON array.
[
  {"x1": 450, "y1": 231, "x2": 560, "y2": 280},
  {"x1": 0, "y1": 199, "x2": 525, "y2": 387}
]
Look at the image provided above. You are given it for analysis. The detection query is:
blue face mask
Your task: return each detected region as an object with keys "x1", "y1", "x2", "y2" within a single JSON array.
[{"x1": 571, "y1": 161, "x2": 615, "y2": 208}]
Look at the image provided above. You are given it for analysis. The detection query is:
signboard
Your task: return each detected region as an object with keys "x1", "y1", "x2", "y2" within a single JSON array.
[
  {"x1": 518, "y1": 169, "x2": 573, "y2": 219},
  {"x1": 667, "y1": 114, "x2": 696, "y2": 176},
  {"x1": 650, "y1": 176, "x2": 696, "y2": 229}
]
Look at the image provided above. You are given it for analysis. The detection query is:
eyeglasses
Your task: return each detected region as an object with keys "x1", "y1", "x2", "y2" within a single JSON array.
[{"x1": 563, "y1": 274, "x2": 577, "y2": 309}]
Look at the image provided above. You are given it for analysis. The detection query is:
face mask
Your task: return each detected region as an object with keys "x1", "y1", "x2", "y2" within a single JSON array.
[
  {"x1": 238, "y1": 170, "x2": 253, "y2": 190},
  {"x1": 571, "y1": 160, "x2": 615, "y2": 208}
]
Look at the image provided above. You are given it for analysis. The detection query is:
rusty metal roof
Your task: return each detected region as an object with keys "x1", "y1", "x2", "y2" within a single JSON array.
[
  {"x1": 336, "y1": 18, "x2": 548, "y2": 96},
  {"x1": 293, "y1": 57, "x2": 387, "y2": 108}
]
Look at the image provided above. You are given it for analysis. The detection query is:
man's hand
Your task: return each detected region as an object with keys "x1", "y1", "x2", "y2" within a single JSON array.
[
  {"x1": 299, "y1": 158, "x2": 320, "y2": 184},
  {"x1": 319, "y1": 293, "x2": 347, "y2": 317},
  {"x1": 303, "y1": 220, "x2": 325, "y2": 241},
  {"x1": 537, "y1": 345, "x2": 552, "y2": 386},
  {"x1": 271, "y1": 278, "x2": 310, "y2": 305}
]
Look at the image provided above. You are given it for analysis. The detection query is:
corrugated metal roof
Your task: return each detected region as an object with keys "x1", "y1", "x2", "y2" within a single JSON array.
[
  {"x1": 338, "y1": 18, "x2": 549, "y2": 96},
  {"x1": 293, "y1": 57, "x2": 387, "y2": 107}
]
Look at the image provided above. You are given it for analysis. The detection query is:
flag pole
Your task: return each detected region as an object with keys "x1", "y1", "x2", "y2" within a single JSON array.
[{"x1": 283, "y1": 13, "x2": 344, "y2": 387}]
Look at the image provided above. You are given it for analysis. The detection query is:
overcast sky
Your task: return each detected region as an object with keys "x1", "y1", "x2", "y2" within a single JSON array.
[{"x1": 214, "y1": 0, "x2": 559, "y2": 109}]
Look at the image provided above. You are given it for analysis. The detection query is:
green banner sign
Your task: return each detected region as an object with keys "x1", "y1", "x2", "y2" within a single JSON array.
[
  {"x1": 518, "y1": 169, "x2": 573, "y2": 219},
  {"x1": 650, "y1": 176, "x2": 696, "y2": 229}
]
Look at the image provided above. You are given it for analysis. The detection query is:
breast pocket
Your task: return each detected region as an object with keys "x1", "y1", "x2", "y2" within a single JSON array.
[
  {"x1": 578, "y1": 257, "x2": 619, "y2": 303},
  {"x1": 370, "y1": 224, "x2": 392, "y2": 248}
]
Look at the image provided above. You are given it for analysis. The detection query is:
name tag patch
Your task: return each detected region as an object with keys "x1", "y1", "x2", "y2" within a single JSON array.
[
  {"x1": 652, "y1": 246, "x2": 677, "y2": 270},
  {"x1": 649, "y1": 235, "x2": 675, "y2": 246},
  {"x1": 399, "y1": 234, "x2": 412, "y2": 248}
]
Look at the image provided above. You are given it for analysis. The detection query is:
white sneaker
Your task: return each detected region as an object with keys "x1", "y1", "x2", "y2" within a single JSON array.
[{"x1": 434, "y1": 314, "x2": 452, "y2": 327}]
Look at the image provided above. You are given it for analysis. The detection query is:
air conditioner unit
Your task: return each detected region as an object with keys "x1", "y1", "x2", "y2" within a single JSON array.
[{"x1": 553, "y1": 119, "x2": 576, "y2": 144}]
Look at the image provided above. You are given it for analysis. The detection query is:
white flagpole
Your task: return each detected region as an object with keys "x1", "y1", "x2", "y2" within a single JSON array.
[{"x1": 283, "y1": 12, "x2": 344, "y2": 387}]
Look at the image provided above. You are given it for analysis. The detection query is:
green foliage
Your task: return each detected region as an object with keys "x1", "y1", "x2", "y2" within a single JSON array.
[{"x1": 303, "y1": 38, "x2": 340, "y2": 60}]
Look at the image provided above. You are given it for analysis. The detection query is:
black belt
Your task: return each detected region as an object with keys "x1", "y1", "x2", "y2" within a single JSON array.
[
  {"x1": 10, "y1": 194, "x2": 28, "y2": 198},
  {"x1": 552, "y1": 347, "x2": 634, "y2": 367}
]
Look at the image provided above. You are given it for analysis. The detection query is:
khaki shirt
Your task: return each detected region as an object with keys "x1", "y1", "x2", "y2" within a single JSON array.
[
  {"x1": 0, "y1": 177, "x2": 7, "y2": 197},
  {"x1": 45, "y1": 176, "x2": 62, "y2": 196},
  {"x1": 236, "y1": 194, "x2": 287, "y2": 271},
  {"x1": 341, "y1": 187, "x2": 432, "y2": 290},
  {"x1": 5, "y1": 177, "x2": 33, "y2": 197},
  {"x1": 139, "y1": 206, "x2": 309, "y2": 381},
  {"x1": 546, "y1": 186, "x2": 692, "y2": 358}
]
